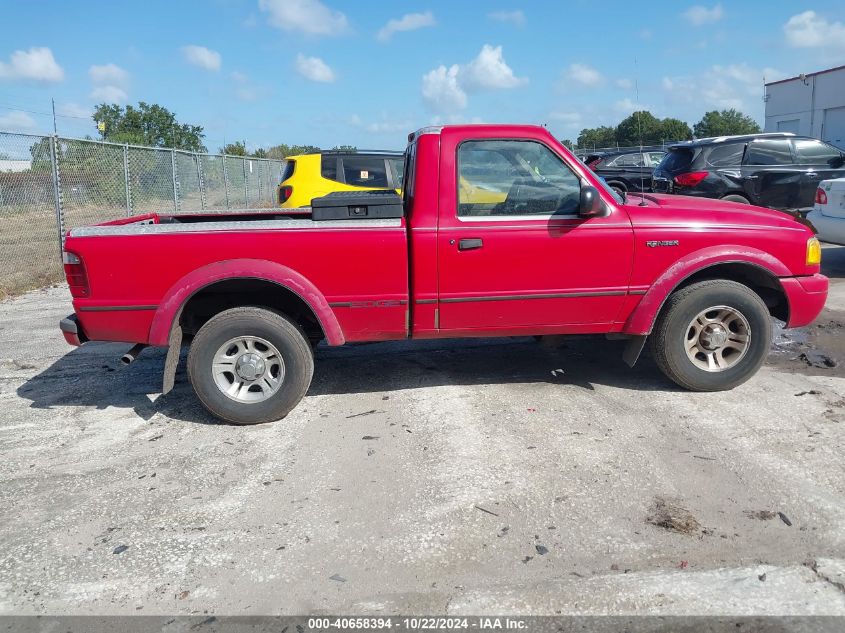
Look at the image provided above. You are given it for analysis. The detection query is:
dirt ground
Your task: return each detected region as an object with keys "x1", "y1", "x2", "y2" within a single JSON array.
[{"x1": 1, "y1": 248, "x2": 844, "y2": 616}]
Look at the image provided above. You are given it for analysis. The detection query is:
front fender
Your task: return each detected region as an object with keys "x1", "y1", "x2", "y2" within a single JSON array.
[
  {"x1": 622, "y1": 245, "x2": 791, "y2": 335},
  {"x1": 147, "y1": 258, "x2": 345, "y2": 346}
]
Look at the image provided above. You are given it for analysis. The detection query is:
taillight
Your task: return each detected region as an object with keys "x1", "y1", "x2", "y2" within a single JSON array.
[
  {"x1": 673, "y1": 171, "x2": 709, "y2": 187},
  {"x1": 586, "y1": 158, "x2": 602, "y2": 170},
  {"x1": 815, "y1": 187, "x2": 828, "y2": 205},
  {"x1": 278, "y1": 185, "x2": 292, "y2": 204},
  {"x1": 62, "y1": 251, "x2": 90, "y2": 298}
]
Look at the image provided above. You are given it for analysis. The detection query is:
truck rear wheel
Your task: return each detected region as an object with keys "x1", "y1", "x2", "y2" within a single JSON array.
[
  {"x1": 650, "y1": 280, "x2": 771, "y2": 391},
  {"x1": 187, "y1": 307, "x2": 314, "y2": 424}
]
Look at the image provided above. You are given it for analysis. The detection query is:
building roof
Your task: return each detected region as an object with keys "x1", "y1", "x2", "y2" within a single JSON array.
[{"x1": 765, "y1": 64, "x2": 845, "y2": 87}]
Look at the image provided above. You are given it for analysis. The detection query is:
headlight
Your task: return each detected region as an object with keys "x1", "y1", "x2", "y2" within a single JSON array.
[{"x1": 806, "y1": 237, "x2": 821, "y2": 266}]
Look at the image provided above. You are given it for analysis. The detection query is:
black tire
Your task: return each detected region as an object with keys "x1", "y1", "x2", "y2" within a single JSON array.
[
  {"x1": 721, "y1": 194, "x2": 751, "y2": 205},
  {"x1": 608, "y1": 182, "x2": 627, "y2": 195},
  {"x1": 187, "y1": 307, "x2": 314, "y2": 425},
  {"x1": 650, "y1": 280, "x2": 771, "y2": 391}
]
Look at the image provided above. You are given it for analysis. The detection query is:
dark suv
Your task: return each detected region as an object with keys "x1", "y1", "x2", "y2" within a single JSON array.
[
  {"x1": 652, "y1": 133, "x2": 845, "y2": 211},
  {"x1": 584, "y1": 148, "x2": 666, "y2": 194}
]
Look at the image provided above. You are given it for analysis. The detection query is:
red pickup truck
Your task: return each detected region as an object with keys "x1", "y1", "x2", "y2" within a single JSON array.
[{"x1": 59, "y1": 124, "x2": 828, "y2": 425}]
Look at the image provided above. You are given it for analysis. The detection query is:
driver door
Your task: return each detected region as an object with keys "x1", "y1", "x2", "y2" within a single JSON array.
[{"x1": 436, "y1": 134, "x2": 634, "y2": 333}]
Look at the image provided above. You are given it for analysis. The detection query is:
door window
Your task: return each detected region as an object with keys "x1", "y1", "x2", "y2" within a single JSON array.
[
  {"x1": 743, "y1": 139, "x2": 793, "y2": 166},
  {"x1": 341, "y1": 156, "x2": 389, "y2": 188},
  {"x1": 608, "y1": 152, "x2": 645, "y2": 167},
  {"x1": 457, "y1": 140, "x2": 581, "y2": 216},
  {"x1": 792, "y1": 139, "x2": 843, "y2": 166},
  {"x1": 646, "y1": 152, "x2": 666, "y2": 166}
]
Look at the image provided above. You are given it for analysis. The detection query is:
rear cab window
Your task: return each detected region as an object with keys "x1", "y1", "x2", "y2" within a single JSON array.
[{"x1": 743, "y1": 139, "x2": 793, "y2": 166}]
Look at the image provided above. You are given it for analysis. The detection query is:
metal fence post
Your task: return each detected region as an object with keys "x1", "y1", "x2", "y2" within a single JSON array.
[
  {"x1": 258, "y1": 162, "x2": 263, "y2": 204},
  {"x1": 196, "y1": 155, "x2": 206, "y2": 210},
  {"x1": 49, "y1": 135, "x2": 65, "y2": 254},
  {"x1": 222, "y1": 155, "x2": 230, "y2": 210},
  {"x1": 123, "y1": 143, "x2": 132, "y2": 216},
  {"x1": 242, "y1": 158, "x2": 249, "y2": 208},
  {"x1": 171, "y1": 149, "x2": 179, "y2": 212}
]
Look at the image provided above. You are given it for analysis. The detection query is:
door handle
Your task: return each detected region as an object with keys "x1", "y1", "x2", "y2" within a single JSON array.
[
  {"x1": 458, "y1": 238, "x2": 483, "y2": 251},
  {"x1": 743, "y1": 175, "x2": 758, "y2": 180},
  {"x1": 806, "y1": 172, "x2": 821, "y2": 180}
]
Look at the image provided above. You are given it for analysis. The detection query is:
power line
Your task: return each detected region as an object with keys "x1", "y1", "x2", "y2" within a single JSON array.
[{"x1": 0, "y1": 102, "x2": 91, "y2": 120}]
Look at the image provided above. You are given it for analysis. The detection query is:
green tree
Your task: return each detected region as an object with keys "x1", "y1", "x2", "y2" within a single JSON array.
[
  {"x1": 220, "y1": 141, "x2": 247, "y2": 156},
  {"x1": 615, "y1": 111, "x2": 664, "y2": 146},
  {"x1": 252, "y1": 148, "x2": 268, "y2": 158},
  {"x1": 693, "y1": 109, "x2": 761, "y2": 138},
  {"x1": 560, "y1": 139, "x2": 574, "y2": 150},
  {"x1": 93, "y1": 102, "x2": 206, "y2": 151},
  {"x1": 263, "y1": 144, "x2": 322, "y2": 159},
  {"x1": 660, "y1": 117, "x2": 693, "y2": 142},
  {"x1": 577, "y1": 126, "x2": 616, "y2": 150}
]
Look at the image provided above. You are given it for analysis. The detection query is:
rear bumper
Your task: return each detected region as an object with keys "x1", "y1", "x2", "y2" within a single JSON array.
[
  {"x1": 806, "y1": 209, "x2": 845, "y2": 246},
  {"x1": 60, "y1": 313, "x2": 88, "y2": 346},
  {"x1": 781, "y1": 274, "x2": 828, "y2": 328}
]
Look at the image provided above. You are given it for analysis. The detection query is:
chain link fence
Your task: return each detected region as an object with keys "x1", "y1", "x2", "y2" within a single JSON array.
[{"x1": 0, "y1": 131, "x2": 286, "y2": 297}]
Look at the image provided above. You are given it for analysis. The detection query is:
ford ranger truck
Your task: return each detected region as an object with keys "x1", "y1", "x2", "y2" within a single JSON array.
[{"x1": 59, "y1": 124, "x2": 828, "y2": 425}]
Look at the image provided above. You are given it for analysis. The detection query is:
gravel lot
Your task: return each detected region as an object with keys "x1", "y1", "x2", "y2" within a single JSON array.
[{"x1": 1, "y1": 248, "x2": 845, "y2": 616}]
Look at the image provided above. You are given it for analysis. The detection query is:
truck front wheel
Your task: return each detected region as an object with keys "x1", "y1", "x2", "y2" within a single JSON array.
[
  {"x1": 650, "y1": 280, "x2": 771, "y2": 391},
  {"x1": 187, "y1": 307, "x2": 314, "y2": 424}
]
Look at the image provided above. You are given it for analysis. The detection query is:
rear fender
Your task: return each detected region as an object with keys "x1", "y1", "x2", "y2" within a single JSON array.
[
  {"x1": 623, "y1": 245, "x2": 791, "y2": 335},
  {"x1": 148, "y1": 258, "x2": 345, "y2": 347}
]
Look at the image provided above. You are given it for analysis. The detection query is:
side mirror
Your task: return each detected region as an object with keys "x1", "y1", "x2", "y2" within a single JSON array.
[{"x1": 579, "y1": 185, "x2": 605, "y2": 217}]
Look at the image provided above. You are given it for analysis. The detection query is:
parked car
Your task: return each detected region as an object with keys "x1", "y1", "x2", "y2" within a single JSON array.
[
  {"x1": 584, "y1": 148, "x2": 666, "y2": 194},
  {"x1": 59, "y1": 124, "x2": 826, "y2": 425},
  {"x1": 652, "y1": 133, "x2": 845, "y2": 212},
  {"x1": 807, "y1": 178, "x2": 845, "y2": 245},
  {"x1": 277, "y1": 150, "x2": 404, "y2": 208}
]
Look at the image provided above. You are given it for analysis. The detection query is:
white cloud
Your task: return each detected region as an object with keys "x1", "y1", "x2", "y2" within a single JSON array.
[
  {"x1": 488, "y1": 10, "x2": 525, "y2": 26},
  {"x1": 88, "y1": 63, "x2": 129, "y2": 104},
  {"x1": 259, "y1": 0, "x2": 348, "y2": 36},
  {"x1": 90, "y1": 85, "x2": 129, "y2": 104},
  {"x1": 88, "y1": 63, "x2": 129, "y2": 85},
  {"x1": 461, "y1": 45, "x2": 527, "y2": 90},
  {"x1": 661, "y1": 63, "x2": 781, "y2": 116},
  {"x1": 616, "y1": 78, "x2": 634, "y2": 90},
  {"x1": 182, "y1": 45, "x2": 222, "y2": 71},
  {"x1": 422, "y1": 64, "x2": 467, "y2": 113},
  {"x1": 784, "y1": 11, "x2": 845, "y2": 49},
  {"x1": 639, "y1": 28, "x2": 653, "y2": 40},
  {"x1": 350, "y1": 115, "x2": 412, "y2": 134},
  {"x1": 614, "y1": 98, "x2": 645, "y2": 114},
  {"x1": 56, "y1": 102, "x2": 92, "y2": 119},
  {"x1": 682, "y1": 4, "x2": 724, "y2": 26},
  {"x1": 0, "y1": 47, "x2": 63, "y2": 82},
  {"x1": 377, "y1": 11, "x2": 435, "y2": 42},
  {"x1": 421, "y1": 44, "x2": 525, "y2": 113},
  {"x1": 0, "y1": 110, "x2": 37, "y2": 131},
  {"x1": 231, "y1": 71, "x2": 248, "y2": 84},
  {"x1": 295, "y1": 53, "x2": 336, "y2": 82},
  {"x1": 547, "y1": 111, "x2": 581, "y2": 131},
  {"x1": 565, "y1": 63, "x2": 603, "y2": 87}
]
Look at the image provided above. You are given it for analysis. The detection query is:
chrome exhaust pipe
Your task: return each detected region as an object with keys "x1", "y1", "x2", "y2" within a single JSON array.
[{"x1": 121, "y1": 343, "x2": 148, "y2": 365}]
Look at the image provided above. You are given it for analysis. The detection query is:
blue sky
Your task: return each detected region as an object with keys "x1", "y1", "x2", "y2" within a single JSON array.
[{"x1": 1, "y1": 0, "x2": 844, "y2": 151}]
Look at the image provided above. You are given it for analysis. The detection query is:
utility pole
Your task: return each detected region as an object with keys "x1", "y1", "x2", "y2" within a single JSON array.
[{"x1": 51, "y1": 98, "x2": 57, "y2": 135}]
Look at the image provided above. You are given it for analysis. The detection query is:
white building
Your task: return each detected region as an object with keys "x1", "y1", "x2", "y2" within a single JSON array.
[{"x1": 764, "y1": 64, "x2": 845, "y2": 150}]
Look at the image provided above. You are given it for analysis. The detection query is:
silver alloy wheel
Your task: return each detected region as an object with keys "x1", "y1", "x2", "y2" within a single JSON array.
[
  {"x1": 212, "y1": 336, "x2": 285, "y2": 403},
  {"x1": 684, "y1": 305, "x2": 750, "y2": 372}
]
